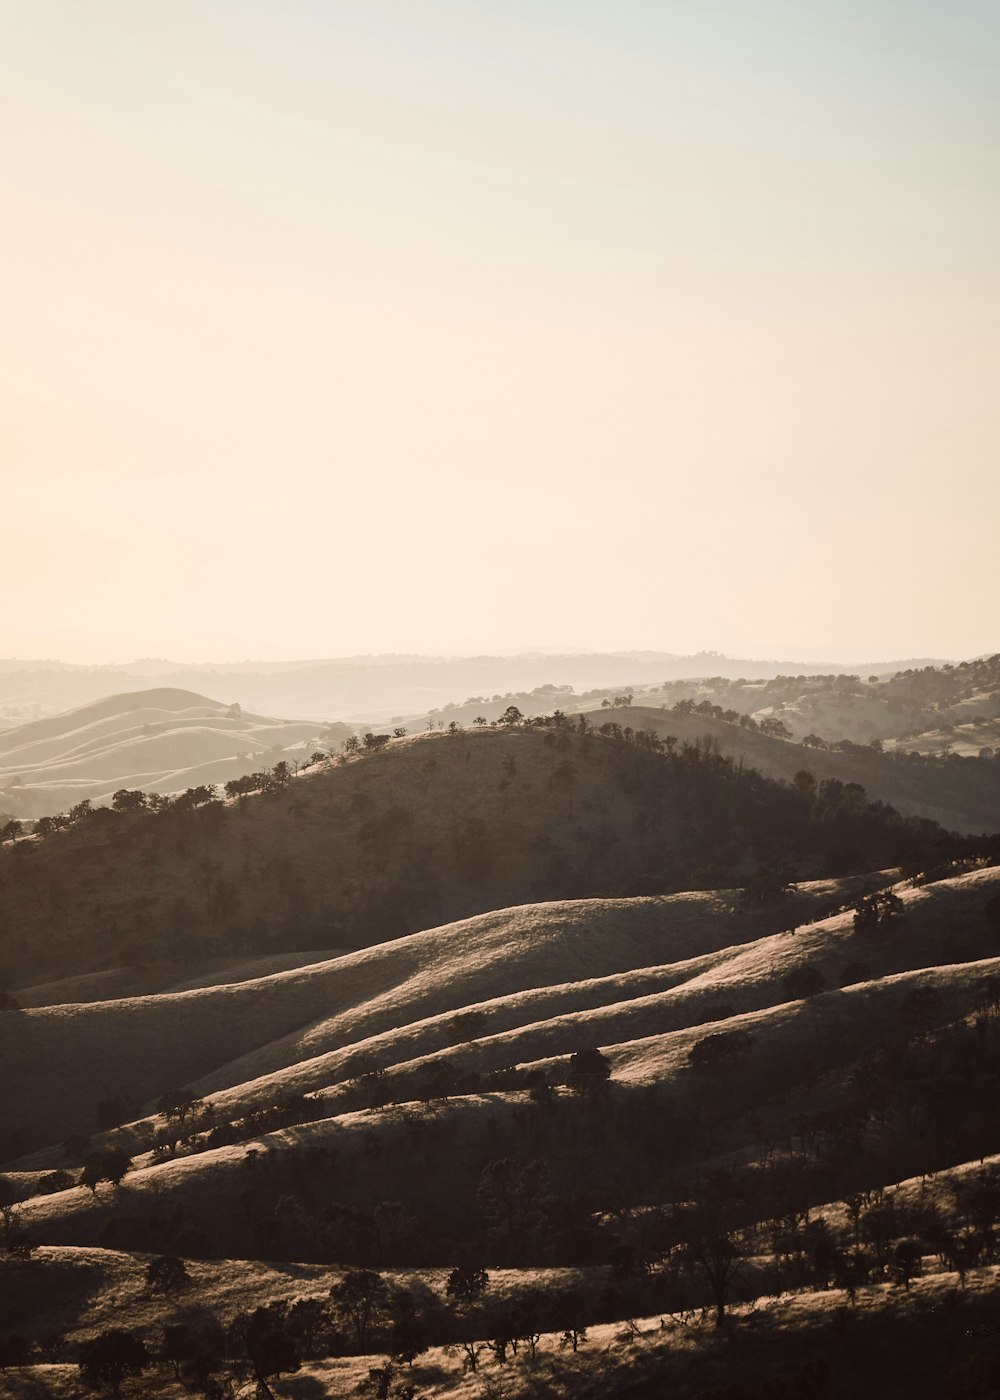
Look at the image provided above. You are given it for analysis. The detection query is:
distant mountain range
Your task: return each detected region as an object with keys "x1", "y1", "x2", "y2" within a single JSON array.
[{"x1": 0, "y1": 651, "x2": 951, "y2": 724}]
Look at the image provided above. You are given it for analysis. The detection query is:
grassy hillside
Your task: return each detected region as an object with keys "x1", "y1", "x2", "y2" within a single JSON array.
[
  {"x1": 634, "y1": 654, "x2": 1000, "y2": 747},
  {"x1": 605, "y1": 704, "x2": 1000, "y2": 833},
  {"x1": 0, "y1": 688, "x2": 348, "y2": 819},
  {"x1": 0, "y1": 877, "x2": 888, "y2": 1154},
  {"x1": 4, "y1": 712, "x2": 1000, "y2": 1400},
  {"x1": 4, "y1": 865, "x2": 1000, "y2": 1396},
  {"x1": 0, "y1": 722, "x2": 979, "y2": 992}
]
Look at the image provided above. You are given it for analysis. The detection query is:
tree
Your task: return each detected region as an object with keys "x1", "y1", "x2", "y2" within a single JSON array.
[
  {"x1": 161, "y1": 1317, "x2": 225, "y2": 1388},
  {"x1": 80, "y1": 1148, "x2": 132, "y2": 1194},
  {"x1": 77, "y1": 1329, "x2": 148, "y2": 1395},
  {"x1": 497, "y1": 706, "x2": 523, "y2": 727},
  {"x1": 145, "y1": 1254, "x2": 190, "y2": 1295},
  {"x1": 560, "y1": 1323, "x2": 588, "y2": 1352},
  {"x1": 286, "y1": 1296, "x2": 333, "y2": 1359},
  {"x1": 676, "y1": 1201, "x2": 747, "y2": 1327},
  {"x1": 445, "y1": 1265, "x2": 489, "y2": 1305},
  {"x1": 740, "y1": 859, "x2": 797, "y2": 904},
  {"x1": 854, "y1": 890, "x2": 904, "y2": 930},
  {"x1": 0, "y1": 819, "x2": 23, "y2": 843},
  {"x1": 35, "y1": 1170, "x2": 73, "y2": 1196},
  {"x1": 111, "y1": 789, "x2": 147, "y2": 813},
  {"x1": 892, "y1": 1237, "x2": 923, "y2": 1290},
  {"x1": 388, "y1": 1288, "x2": 427, "y2": 1365},
  {"x1": 5, "y1": 1218, "x2": 35, "y2": 1260},
  {"x1": 231, "y1": 1303, "x2": 300, "y2": 1399},
  {"x1": 330, "y1": 1270, "x2": 390, "y2": 1351},
  {"x1": 688, "y1": 1028, "x2": 754, "y2": 1073},
  {"x1": 568, "y1": 1046, "x2": 612, "y2": 1095},
  {"x1": 157, "y1": 1087, "x2": 201, "y2": 1126}
]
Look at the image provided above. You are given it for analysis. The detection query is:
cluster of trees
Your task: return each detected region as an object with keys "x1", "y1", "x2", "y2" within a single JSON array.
[
  {"x1": 2, "y1": 1263, "x2": 597, "y2": 1396},
  {"x1": 339, "y1": 1049, "x2": 611, "y2": 1116}
]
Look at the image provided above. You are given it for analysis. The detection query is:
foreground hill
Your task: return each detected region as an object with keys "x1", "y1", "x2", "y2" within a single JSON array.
[
  {"x1": 0, "y1": 688, "x2": 348, "y2": 819},
  {"x1": 0, "y1": 876, "x2": 886, "y2": 1153},
  {"x1": 0, "y1": 721, "x2": 980, "y2": 991},
  {"x1": 4, "y1": 866, "x2": 1000, "y2": 1399},
  {"x1": 4, "y1": 713, "x2": 1000, "y2": 1399}
]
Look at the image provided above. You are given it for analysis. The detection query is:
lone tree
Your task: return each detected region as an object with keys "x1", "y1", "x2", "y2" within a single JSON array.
[
  {"x1": 78, "y1": 1329, "x2": 148, "y2": 1395},
  {"x1": 145, "y1": 1254, "x2": 190, "y2": 1295},
  {"x1": 568, "y1": 1046, "x2": 613, "y2": 1095},
  {"x1": 688, "y1": 1028, "x2": 754, "y2": 1073},
  {"x1": 80, "y1": 1148, "x2": 132, "y2": 1195}
]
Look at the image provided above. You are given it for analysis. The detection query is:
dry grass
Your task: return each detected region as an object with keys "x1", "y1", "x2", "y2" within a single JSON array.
[
  {"x1": 0, "y1": 686, "x2": 342, "y2": 818},
  {"x1": 2, "y1": 875, "x2": 898, "y2": 1156}
]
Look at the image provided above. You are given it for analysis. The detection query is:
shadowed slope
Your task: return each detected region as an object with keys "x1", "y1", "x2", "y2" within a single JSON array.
[{"x1": 0, "y1": 724, "x2": 974, "y2": 989}]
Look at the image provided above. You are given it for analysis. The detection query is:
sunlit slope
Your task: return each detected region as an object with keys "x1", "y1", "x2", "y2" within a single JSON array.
[
  {"x1": 16, "y1": 928, "x2": 1000, "y2": 1251},
  {"x1": 0, "y1": 880, "x2": 874, "y2": 1153},
  {"x1": 0, "y1": 687, "x2": 341, "y2": 818}
]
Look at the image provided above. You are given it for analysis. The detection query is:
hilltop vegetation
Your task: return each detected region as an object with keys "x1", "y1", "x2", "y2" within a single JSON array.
[
  {"x1": 401, "y1": 655, "x2": 1000, "y2": 749},
  {"x1": 0, "y1": 717, "x2": 982, "y2": 990}
]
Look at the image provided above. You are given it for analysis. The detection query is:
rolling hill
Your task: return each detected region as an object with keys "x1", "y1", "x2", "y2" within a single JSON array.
[
  {"x1": 600, "y1": 704, "x2": 1000, "y2": 833},
  {"x1": 0, "y1": 688, "x2": 349, "y2": 819},
  {"x1": 0, "y1": 720, "x2": 982, "y2": 992},
  {"x1": 3, "y1": 712, "x2": 1000, "y2": 1400}
]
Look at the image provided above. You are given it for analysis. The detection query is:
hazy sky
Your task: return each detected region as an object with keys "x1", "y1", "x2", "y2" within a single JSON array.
[{"x1": 3, "y1": 1, "x2": 998, "y2": 663}]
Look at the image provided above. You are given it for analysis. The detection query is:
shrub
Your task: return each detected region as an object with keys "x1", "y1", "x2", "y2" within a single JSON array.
[{"x1": 688, "y1": 1029, "x2": 754, "y2": 1072}]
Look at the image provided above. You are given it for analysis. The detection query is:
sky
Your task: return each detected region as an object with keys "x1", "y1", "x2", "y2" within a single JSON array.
[{"x1": 3, "y1": 1, "x2": 998, "y2": 664}]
